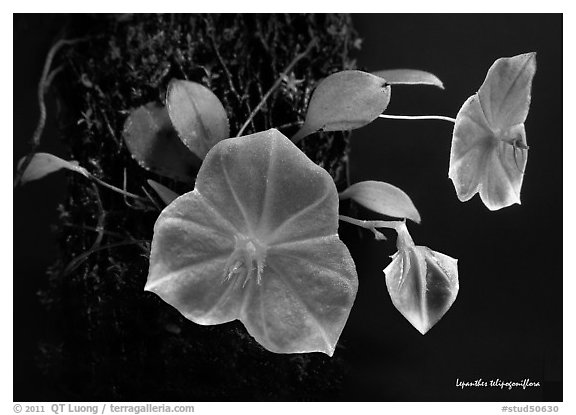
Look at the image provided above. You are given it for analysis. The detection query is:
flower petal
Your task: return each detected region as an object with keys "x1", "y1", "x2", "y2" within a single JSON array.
[
  {"x1": 145, "y1": 192, "x2": 241, "y2": 324},
  {"x1": 477, "y1": 52, "x2": 536, "y2": 130},
  {"x1": 449, "y1": 95, "x2": 494, "y2": 201},
  {"x1": 196, "y1": 129, "x2": 339, "y2": 244},
  {"x1": 241, "y1": 235, "x2": 357, "y2": 356},
  {"x1": 479, "y1": 125, "x2": 527, "y2": 210},
  {"x1": 384, "y1": 245, "x2": 459, "y2": 334}
]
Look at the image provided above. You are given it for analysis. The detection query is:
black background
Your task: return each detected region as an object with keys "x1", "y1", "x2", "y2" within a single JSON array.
[{"x1": 14, "y1": 14, "x2": 562, "y2": 401}]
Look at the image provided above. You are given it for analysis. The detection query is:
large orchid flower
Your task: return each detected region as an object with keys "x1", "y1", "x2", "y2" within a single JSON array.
[{"x1": 145, "y1": 129, "x2": 358, "y2": 356}]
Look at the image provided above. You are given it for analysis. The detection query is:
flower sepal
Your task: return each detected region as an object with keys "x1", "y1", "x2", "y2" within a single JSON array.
[{"x1": 384, "y1": 223, "x2": 459, "y2": 334}]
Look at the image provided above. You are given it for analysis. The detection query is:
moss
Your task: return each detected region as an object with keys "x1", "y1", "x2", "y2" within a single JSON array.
[{"x1": 39, "y1": 14, "x2": 360, "y2": 400}]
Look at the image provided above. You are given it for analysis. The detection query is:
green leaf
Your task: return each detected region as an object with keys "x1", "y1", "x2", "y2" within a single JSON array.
[
  {"x1": 166, "y1": 79, "x2": 230, "y2": 159},
  {"x1": 147, "y1": 179, "x2": 180, "y2": 205},
  {"x1": 339, "y1": 180, "x2": 421, "y2": 223},
  {"x1": 122, "y1": 102, "x2": 200, "y2": 182},
  {"x1": 372, "y1": 69, "x2": 444, "y2": 89},
  {"x1": 18, "y1": 153, "x2": 89, "y2": 184},
  {"x1": 292, "y1": 70, "x2": 391, "y2": 143},
  {"x1": 146, "y1": 129, "x2": 358, "y2": 356}
]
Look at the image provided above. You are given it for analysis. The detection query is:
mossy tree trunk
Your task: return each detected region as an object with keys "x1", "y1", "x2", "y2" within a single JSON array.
[{"x1": 40, "y1": 14, "x2": 360, "y2": 400}]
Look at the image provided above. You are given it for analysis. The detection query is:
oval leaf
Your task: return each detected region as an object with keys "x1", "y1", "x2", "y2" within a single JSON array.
[
  {"x1": 372, "y1": 69, "x2": 444, "y2": 89},
  {"x1": 147, "y1": 179, "x2": 180, "y2": 205},
  {"x1": 293, "y1": 70, "x2": 391, "y2": 143},
  {"x1": 122, "y1": 102, "x2": 200, "y2": 182},
  {"x1": 449, "y1": 52, "x2": 536, "y2": 210},
  {"x1": 146, "y1": 129, "x2": 358, "y2": 356},
  {"x1": 18, "y1": 153, "x2": 89, "y2": 184},
  {"x1": 339, "y1": 180, "x2": 421, "y2": 223},
  {"x1": 167, "y1": 79, "x2": 230, "y2": 159},
  {"x1": 384, "y1": 224, "x2": 459, "y2": 334}
]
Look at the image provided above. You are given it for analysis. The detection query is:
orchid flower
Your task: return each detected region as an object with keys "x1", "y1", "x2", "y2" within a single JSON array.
[
  {"x1": 384, "y1": 222, "x2": 459, "y2": 334},
  {"x1": 145, "y1": 129, "x2": 358, "y2": 356},
  {"x1": 449, "y1": 52, "x2": 536, "y2": 210}
]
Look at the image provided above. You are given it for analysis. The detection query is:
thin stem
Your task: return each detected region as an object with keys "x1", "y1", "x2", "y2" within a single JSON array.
[
  {"x1": 378, "y1": 114, "x2": 456, "y2": 123},
  {"x1": 236, "y1": 38, "x2": 316, "y2": 137},
  {"x1": 141, "y1": 186, "x2": 162, "y2": 211},
  {"x1": 339, "y1": 215, "x2": 402, "y2": 240},
  {"x1": 207, "y1": 18, "x2": 242, "y2": 105},
  {"x1": 88, "y1": 182, "x2": 106, "y2": 251},
  {"x1": 90, "y1": 176, "x2": 148, "y2": 203},
  {"x1": 100, "y1": 108, "x2": 120, "y2": 146},
  {"x1": 122, "y1": 168, "x2": 144, "y2": 209},
  {"x1": 61, "y1": 224, "x2": 125, "y2": 239},
  {"x1": 276, "y1": 120, "x2": 304, "y2": 131},
  {"x1": 14, "y1": 37, "x2": 91, "y2": 188},
  {"x1": 63, "y1": 239, "x2": 149, "y2": 276},
  {"x1": 45, "y1": 65, "x2": 64, "y2": 87}
]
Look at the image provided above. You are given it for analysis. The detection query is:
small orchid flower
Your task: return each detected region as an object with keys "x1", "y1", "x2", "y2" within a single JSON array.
[
  {"x1": 449, "y1": 52, "x2": 536, "y2": 210},
  {"x1": 145, "y1": 129, "x2": 358, "y2": 356},
  {"x1": 384, "y1": 222, "x2": 459, "y2": 334}
]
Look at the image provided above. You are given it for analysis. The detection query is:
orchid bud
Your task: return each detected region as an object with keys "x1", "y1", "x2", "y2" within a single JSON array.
[{"x1": 384, "y1": 223, "x2": 459, "y2": 334}]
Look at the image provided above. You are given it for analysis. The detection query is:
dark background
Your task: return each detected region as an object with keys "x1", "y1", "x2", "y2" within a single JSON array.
[{"x1": 14, "y1": 14, "x2": 562, "y2": 401}]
